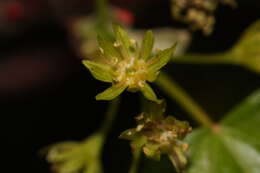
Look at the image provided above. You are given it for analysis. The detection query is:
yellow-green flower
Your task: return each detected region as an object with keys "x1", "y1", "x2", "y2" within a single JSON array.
[
  {"x1": 43, "y1": 133, "x2": 104, "y2": 173},
  {"x1": 83, "y1": 25, "x2": 176, "y2": 102},
  {"x1": 119, "y1": 102, "x2": 192, "y2": 172}
]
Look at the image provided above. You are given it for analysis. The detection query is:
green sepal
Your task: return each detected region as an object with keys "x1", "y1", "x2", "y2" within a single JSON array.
[
  {"x1": 95, "y1": 83, "x2": 127, "y2": 100},
  {"x1": 142, "y1": 100, "x2": 166, "y2": 120},
  {"x1": 139, "y1": 30, "x2": 154, "y2": 60},
  {"x1": 130, "y1": 136, "x2": 147, "y2": 151},
  {"x1": 141, "y1": 83, "x2": 161, "y2": 103},
  {"x1": 43, "y1": 142, "x2": 80, "y2": 162},
  {"x1": 57, "y1": 157, "x2": 85, "y2": 173},
  {"x1": 97, "y1": 35, "x2": 121, "y2": 59},
  {"x1": 119, "y1": 128, "x2": 138, "y2": 140},
  {"x1": 147, "y1": 44, "x2": 177, "y2": 74},
  {"x1": 83, "y1": 60, "x2": 114, "y2": 82},
  {"x1": 143, "y1": 143, "x2": 161, "y2": 160},
  {"x1": 147, "y1": 71, "x2": 160, "y2": 82},
  {"x1": 83, "y1": 161, "x2": 103, "y2": 173},
  {"x1": 113, "y1": 24, "x2": 131, "y2": 58},
  {"x1": 169, "y1": 146, "x2": 188, "y2": 173}
]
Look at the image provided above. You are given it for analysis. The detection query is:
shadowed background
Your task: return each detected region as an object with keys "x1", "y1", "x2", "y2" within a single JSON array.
[{"x1": 1, "y1": 0, "x2": 260, "y2": 173}]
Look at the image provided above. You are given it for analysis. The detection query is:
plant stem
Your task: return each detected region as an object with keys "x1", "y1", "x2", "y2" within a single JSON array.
[
  {"x1": 128, "y1": 149, "x2": 141, "y2": 173},
  {"x1": 172, "y1": 52, "x2": 237, "y2": 64},
  {"x1": 100, "y1": 97, "x2": 121, "y2": 137},
  {"x1": 95, "y1": 0, "x2": 109, "y2": 26},
  {"x1": 156, "y1": 72, "x2": 215, "y2": 128}
]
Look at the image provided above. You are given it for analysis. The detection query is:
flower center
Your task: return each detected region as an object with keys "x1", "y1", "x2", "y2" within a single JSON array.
[{"x1": 114, "y1": 58, "x2": 148, "y2": 90}]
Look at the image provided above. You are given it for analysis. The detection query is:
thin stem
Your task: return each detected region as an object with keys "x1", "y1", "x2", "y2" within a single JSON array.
[
  {"x1": 172, "y1": 52, "x2": 237, "y2": 65},
  {"x1": 99, "y1": 97, "x2": 121, "y2": 137},
  {"x1": 95, "y1": 0, "x2": 109, "y2": 26},
  {"x1": 128, "y1": 149, "x2": 141, "y2": 173},
  {"x1": 156, "y1": 72, "x2": 215, "y2": 128}
]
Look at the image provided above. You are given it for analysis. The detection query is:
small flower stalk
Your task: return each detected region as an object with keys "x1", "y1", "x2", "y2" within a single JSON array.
[
  {"x1": 83, "y1": 25, "x2": 176, "y2": 102},
  {"x1": 120, "y1": 102, "x2": 192, "y2": 173}
]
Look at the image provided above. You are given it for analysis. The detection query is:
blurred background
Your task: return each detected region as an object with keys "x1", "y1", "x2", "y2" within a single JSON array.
[{"x1": 1, "y1": 0, "x2": 260, "y2": 173}]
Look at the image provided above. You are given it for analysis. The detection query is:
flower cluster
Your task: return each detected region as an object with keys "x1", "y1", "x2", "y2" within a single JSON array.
[
  {"x1": 83, "y1": 25, "x2": 176, "y2": 102},
  {"x1": 171, "y1": 0, "x2": 236, "y2": 34},
  {"x1": 43, "y1": 134, "x2": 104, "y2": 173},
  {"x1": 120, "y1": 102, "x2": 192, "y2": 172}
]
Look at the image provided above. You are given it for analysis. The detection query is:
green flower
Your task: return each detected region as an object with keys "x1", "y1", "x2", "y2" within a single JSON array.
[
  {"x1": 119, "y1": 102, "x2": 192, "y2": 173},
  {"x1": 82, "y1": 25, "x2": 176, "y2": 102},
  {"x1": 42, "y1": 133, "x2": 104, "y2": 173}
]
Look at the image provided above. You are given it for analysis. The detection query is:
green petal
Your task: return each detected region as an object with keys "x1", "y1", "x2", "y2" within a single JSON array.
[
  {"x1": 83, "y1": 60, "x2": 114, "y2": 83},
  {"x1": 143, "y1": 143, "x2": 161, "y2": 160},
  {"x1": 97, "y1": 35, "x2": 121, "y2": 59},
  {"x1": 139, "y1": 30, "x2": 154, "y2": 60},
  {"x1": 141, "y1": 83, "x2": 161, "y2": 103},
  {"x1": 168, "y1": 146, "x2": 188, "y2": 173},
  {"x1": 119, "y1": 128, "x2": 137, "y2": 140},
  {"x1": 147, "y1": 44, "x2": 177, "y2": 73},
  {"x1": 131, "y1": 136, "x2": 147, "y2": 151},
  {"x1": 113, "y1": 24, "x2": 131, "y2": 58},
  {"x1": 95, "y1": 84, "x2": 127, "y2": 100}
]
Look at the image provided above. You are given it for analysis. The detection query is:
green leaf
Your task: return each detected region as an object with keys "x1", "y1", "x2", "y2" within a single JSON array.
[
  {"x1": 139, "y1": 30, "x2": 154, "y2": 60},
  {"x1": 83, "y1": 60, "x2": 114, "y2": 82},
  {"x1": 186, "y1": 89, "x2": 260, "y2": 173},
  {"x1": 97, "y1": 35, "x2": 121, "y2": 59},
  {"x1": 113, "y1": 24, "x2": 131, "y2": 58},
  {"x1": 95, "y1": 83, "x2": 127, "y2": 100},
  {"x1": 140, "y1": 83, "x2": 161, "y2": 103},
  {"x1": 230, "y1": 20, "x2": 260, "y2": 74},
  {"x1": 148, "y1": 44, "x2": 176, "y2": 74}
]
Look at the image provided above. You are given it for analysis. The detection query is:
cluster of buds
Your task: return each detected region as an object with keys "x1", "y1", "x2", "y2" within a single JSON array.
[
  {"x1": 43, "y1": 134, "x2": 104, "y2": 173},
  {"x1": 120, "y1": 102, "x2": 192, "y2": 172},
  {"x1": 171, "y1": 0, "x2": 236, "y2": 34},
  {"x1": 83, "y1": 25, "x2": 175, "y2": 102}
]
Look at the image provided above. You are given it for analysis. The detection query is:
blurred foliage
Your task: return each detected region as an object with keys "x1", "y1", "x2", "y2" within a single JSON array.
[
  {"x1": 171, "y1": 0, "x2": 236, "y2": 34},
  {"x1": 174, "y1": 19, "x2": 260, "y2": 74},
  {"x1": 186, "y1": 89, "x2": 260, "y2": 173},
  {"x1": 43, "y1": 133, "x2": 104, "y2": 173}
]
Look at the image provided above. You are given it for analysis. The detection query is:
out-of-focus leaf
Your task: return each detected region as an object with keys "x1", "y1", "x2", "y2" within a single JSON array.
[
  {"x1": 186, "y1": 89, "x2": 260, "y2": 173},
  {"x1": 173, "y1": 20, "x2": 260, "y2": 74},
  {"x1": 95, "y1": 83, "x2": 127, "y2": 100},
  {"x1": 230, "y1": 20, "x2": 260, "y2": 74},
  {"x1": 83, "y1": 60, "x2": 114, "y2": 82}
]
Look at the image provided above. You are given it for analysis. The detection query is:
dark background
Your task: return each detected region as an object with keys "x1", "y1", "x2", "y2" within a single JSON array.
[{"x1": 1, "y1": 0, "x2": 260, "y2": 173}]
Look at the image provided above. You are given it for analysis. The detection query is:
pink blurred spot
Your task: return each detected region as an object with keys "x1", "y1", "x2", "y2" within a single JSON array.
[
  {"x1": 114, "y1": 8, "x2": 135, "y2": 25},
  {"x1": 5, "y1": 2, "x2": 25, "y2": 21}
]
